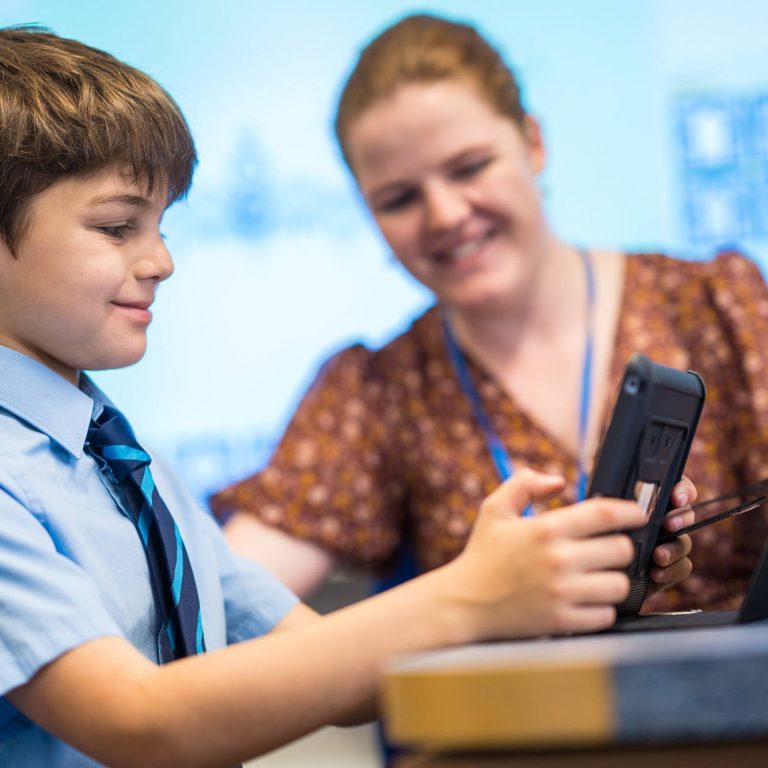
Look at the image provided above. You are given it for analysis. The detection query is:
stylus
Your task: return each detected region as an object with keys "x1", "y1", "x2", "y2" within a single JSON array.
[
  {"x1": 657, "y1": 495, "x2": 768, "y2": 543},
  {"x1": 686, "y1": 479, "x2": 768, "y2": 510}
]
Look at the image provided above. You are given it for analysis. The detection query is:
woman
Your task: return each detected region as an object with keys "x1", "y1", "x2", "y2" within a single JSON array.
[{"x1": 212, "y1": 14, "x2": 768, "y2": 611}]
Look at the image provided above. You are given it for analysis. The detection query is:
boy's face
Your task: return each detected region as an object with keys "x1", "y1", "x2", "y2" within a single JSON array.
[{"x1": 0, "y1": 166, "x2": 173, "y2": 384}]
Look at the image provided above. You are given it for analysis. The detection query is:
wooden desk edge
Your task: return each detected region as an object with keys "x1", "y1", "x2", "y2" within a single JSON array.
[{"x1": 383, "y1": 660, "x2": 614, "y2": 749}]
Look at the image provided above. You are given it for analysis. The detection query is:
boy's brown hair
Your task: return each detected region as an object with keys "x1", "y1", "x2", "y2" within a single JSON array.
[
  {"x1": 335, "y1": 13, "x2": 527, "y2": 173},
  {"x1": 0, "y1": 25, "x2": 196, "y2": 252}
]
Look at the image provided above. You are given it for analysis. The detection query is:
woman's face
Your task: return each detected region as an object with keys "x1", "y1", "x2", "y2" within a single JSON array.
[{"x1": 346, "y1": 79, "x2": 549, "y2": 311}]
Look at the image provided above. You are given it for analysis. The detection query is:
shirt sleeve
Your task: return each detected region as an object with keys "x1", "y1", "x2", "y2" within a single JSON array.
[
  {"x1": 0, "y1": 470, "x2": 123, "y2": 698},
  {"x1": 145, "y1": 451, "x2": 301, "y2": 646},
  {"x1": 210, "y1": 344, "x2": 407, "y2": 566},
  {"x1": 195, "y1": 509, "x2": 300, "y2": 645}
]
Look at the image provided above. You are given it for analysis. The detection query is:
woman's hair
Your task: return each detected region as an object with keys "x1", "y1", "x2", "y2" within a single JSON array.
[
  {"x1": 335, "y1": 13, "x2": 527, "y2": 171},
  {"x1": 0, "y1": 25, "x2": 197, "y2": 253}
]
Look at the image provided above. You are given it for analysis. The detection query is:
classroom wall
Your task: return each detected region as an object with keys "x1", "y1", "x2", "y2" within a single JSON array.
[{"x1": 3, "y1": 0, "x2": 767, "y2": 500}]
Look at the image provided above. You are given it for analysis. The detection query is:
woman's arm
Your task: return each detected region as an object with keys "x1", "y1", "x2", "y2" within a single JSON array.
[
  {"x1": 224, "y1": 477, "x2": 697, "y2": 600},
  {"x1": 225, "y1": 512, "x2": 337, "y2": 597},
  {"x1": 223, "y1": 481, "x2": 697, "y2": 601}
]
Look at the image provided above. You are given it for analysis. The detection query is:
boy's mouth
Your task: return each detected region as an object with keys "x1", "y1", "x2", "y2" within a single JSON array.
[{"x1": 112, "y1": 300, "x2": 153, "y2": 323}]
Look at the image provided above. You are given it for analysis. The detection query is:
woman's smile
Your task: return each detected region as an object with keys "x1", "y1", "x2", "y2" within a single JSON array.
[
  {"x1": 348, "y1": 80, "x2": 548, "y2": 310},
  {"x1": 430, "y1": 227, "x2": 499, "y2": 268}
]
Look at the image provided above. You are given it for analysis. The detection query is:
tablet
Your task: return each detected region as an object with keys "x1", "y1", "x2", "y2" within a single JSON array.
[{"x1": 587, "y1": 353, "x2": 706, "y2": 616}]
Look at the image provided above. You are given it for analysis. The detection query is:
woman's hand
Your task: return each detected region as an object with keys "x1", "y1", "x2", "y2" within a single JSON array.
[
  {"x1": 647, "y1": 476, "x2": 697, "y2": 595},
  {"x1": 447, "y1": 469, "x2": 646, "y2": 640}
]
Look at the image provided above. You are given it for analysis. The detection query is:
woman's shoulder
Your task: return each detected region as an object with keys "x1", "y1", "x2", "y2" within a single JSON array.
[
  {"x1": 311, "y1": 305, "x2": 441, "y2": 390},
  {"x1": 627, "y1": 248, "x2": 763, "y2": 278},
  {"x1": 625, "y1": 249, "x2": 766, "y2": 296},
  {"x1": 322, "y1": 305, "x2": 440, "y2": 368},
  {"x1": 701, "y1": 248, "x2": 766, "y2": 284}
]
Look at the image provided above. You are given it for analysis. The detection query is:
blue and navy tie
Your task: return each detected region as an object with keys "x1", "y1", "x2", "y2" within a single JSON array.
[{"x1": 87, "y1": 405, "x2": 206, "y2": 661}]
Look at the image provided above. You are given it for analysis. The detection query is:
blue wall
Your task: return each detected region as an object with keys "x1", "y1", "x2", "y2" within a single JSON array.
[{"x1": 3, "y1": 0, "x2": 768, "y2": 500}]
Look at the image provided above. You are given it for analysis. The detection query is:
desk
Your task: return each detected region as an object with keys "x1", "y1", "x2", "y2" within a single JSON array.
[{"x1": 382, "y1": 622, "x2": 768, "y2": 766}]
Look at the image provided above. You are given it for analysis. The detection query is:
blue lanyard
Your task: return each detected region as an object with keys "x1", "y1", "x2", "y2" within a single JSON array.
[{"x1": 442, "y1": 249, "x2": 595, "y2": 515}]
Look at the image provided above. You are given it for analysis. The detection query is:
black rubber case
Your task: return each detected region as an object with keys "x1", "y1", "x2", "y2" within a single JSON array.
[{"x1": 587, "y1": 353, "x2": 706, "y2": 616}]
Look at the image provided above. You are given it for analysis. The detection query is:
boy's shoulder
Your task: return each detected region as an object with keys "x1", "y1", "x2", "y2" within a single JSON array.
[
  {"x1": 0, "y1": 403, "x2": 99, "y2": 528},
  {"x1": 0, "y1": 350, "x2": 137, "y2": 535},
  {"x1": 0, "y1": 405, "x2": 57, "y2": 471}
]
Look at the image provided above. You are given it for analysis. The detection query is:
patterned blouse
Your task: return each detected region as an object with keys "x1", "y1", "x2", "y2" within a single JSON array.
[{"x1": 211, "y1": 251, "x2": 768, "y2": 612}]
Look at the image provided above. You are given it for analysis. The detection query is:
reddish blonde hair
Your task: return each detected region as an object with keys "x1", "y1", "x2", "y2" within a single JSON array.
[{"x1": 335, "y1": 14, "x2": 527, "y2": 170}]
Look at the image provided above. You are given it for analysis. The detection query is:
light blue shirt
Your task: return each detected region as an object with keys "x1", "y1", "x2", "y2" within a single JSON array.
[{"x1": 0, "y1": 345, "x2": 298, "y2": 766}]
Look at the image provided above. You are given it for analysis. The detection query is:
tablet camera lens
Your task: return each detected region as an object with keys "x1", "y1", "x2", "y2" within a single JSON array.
[{"x1": 624, "y1": 375, "x2": 640, "y2": 396}]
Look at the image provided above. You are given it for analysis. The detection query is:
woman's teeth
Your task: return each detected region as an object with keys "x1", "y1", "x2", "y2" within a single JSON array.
[{"x1": 436, "y1": 232, "x2": 492, "y2": 264}]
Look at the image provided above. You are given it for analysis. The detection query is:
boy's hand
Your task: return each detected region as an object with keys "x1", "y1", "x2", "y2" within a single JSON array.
[
  {"x1": 647, "y1": 476, "x2": 697, "y2": 595},
  {"x1": 447, "y1": 469, "x2": 646, "y2": 641}
]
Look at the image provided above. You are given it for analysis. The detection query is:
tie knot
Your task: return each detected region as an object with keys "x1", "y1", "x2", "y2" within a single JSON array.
[{"x1": 87, "y1": 405, "x2": 151, "y2": 481}]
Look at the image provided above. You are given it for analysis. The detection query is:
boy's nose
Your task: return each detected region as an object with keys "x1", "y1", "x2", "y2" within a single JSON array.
[
  {"x1": 136, "y1": 236, "x2": 174, "y2": 282},
  {"x1": 154, "y1": 238, "x2": 174, "y2": 281},
  {"x1": 422, "y1": 183, "x2": 470, "y2": 234}
]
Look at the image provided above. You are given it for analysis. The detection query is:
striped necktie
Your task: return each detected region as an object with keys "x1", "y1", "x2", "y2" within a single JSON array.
[{"x1": 87, "y1": 405, "x2": 206, "y2": 661}]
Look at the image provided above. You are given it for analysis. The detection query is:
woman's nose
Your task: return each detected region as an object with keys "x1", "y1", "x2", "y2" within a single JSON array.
[{"x1": 422, "y1": 183, "x2": 470, "y2": 234}]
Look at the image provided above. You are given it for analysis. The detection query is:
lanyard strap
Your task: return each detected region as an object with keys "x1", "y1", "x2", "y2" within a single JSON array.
[
  {"x1": 578, "y1": 248, "x2": 596, "y2": 501},
  {"x1": 442, "y1": 249, "x2": 595, "y2": 512}
]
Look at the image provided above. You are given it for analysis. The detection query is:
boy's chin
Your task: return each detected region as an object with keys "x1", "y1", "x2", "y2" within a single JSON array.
[{"x1": 86, "y1": 345, "x2": 148, "y2": 372}]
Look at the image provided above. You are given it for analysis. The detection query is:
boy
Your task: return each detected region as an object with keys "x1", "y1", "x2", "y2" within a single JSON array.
[{"x1": 0, "y1": 26, "x2": 695, "y2": 767}]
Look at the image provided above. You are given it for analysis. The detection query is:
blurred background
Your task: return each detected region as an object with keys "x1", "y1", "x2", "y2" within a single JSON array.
[
  {"x1": 2, "y1": 1, "x2": 768, "y2": 763},
  {"x1": 2, "y1": 0, "x2": 766, "y2": 506}
]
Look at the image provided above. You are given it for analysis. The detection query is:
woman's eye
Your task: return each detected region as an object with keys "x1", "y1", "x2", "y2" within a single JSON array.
[
  {"x1": 452, "y1": 157, "x2": 492, "y2": 179},
  {"x1": 376, "y1": 190, "x2": 417, "y2": 213},
  {"x1": 97, "y1": 224, "x2": 132, "y2": 240}
]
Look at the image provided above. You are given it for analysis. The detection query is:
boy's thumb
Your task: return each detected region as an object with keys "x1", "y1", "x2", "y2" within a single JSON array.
[{"x1": 486, "y1": 468, "x2": 566, "y2": 519}]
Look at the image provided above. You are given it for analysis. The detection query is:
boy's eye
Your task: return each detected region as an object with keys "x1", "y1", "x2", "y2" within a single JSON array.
[{"x1": 97, "y1": 224, "x2": 132, "y2": 240}]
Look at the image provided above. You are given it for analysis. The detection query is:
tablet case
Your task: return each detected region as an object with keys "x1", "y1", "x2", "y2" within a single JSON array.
[{"x1": 587, "y1": 353, "x2": 706, "y2": 616}]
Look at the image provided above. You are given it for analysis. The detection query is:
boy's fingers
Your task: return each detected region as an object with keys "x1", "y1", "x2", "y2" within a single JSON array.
[
  {"x1": 487, "y1": 468, "x2": 566, "y2": 518},
  {"x1": 566, "y1": 535, "x2": 635, "y2": 571},
  {"x1": 565, "y1": 571, "x2": 632, "y2": 605},
  {"x1": 546, "y1": 498, "x2": 645, "y2": 539},
  {"x1": 551, "y1": 604, "x2": 618, "y2": 634}
]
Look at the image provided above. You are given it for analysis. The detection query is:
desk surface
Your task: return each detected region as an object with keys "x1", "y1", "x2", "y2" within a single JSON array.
[{"x1": 383, "y1": 621, "x2": 768, "y2": 752}]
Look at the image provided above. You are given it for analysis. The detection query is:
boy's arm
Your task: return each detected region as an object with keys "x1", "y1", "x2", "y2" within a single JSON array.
[
  {"x1": 8, "y1": 470, "x2": 648, "y2": 768},
  {"x1": 222, "y1": 479, "x2": 697, "y2": 600}
]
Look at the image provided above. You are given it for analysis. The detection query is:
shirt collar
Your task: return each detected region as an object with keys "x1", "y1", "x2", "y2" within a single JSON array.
[{"x1": 0, "y1": 346, "x2": 113, "y2": 459}]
